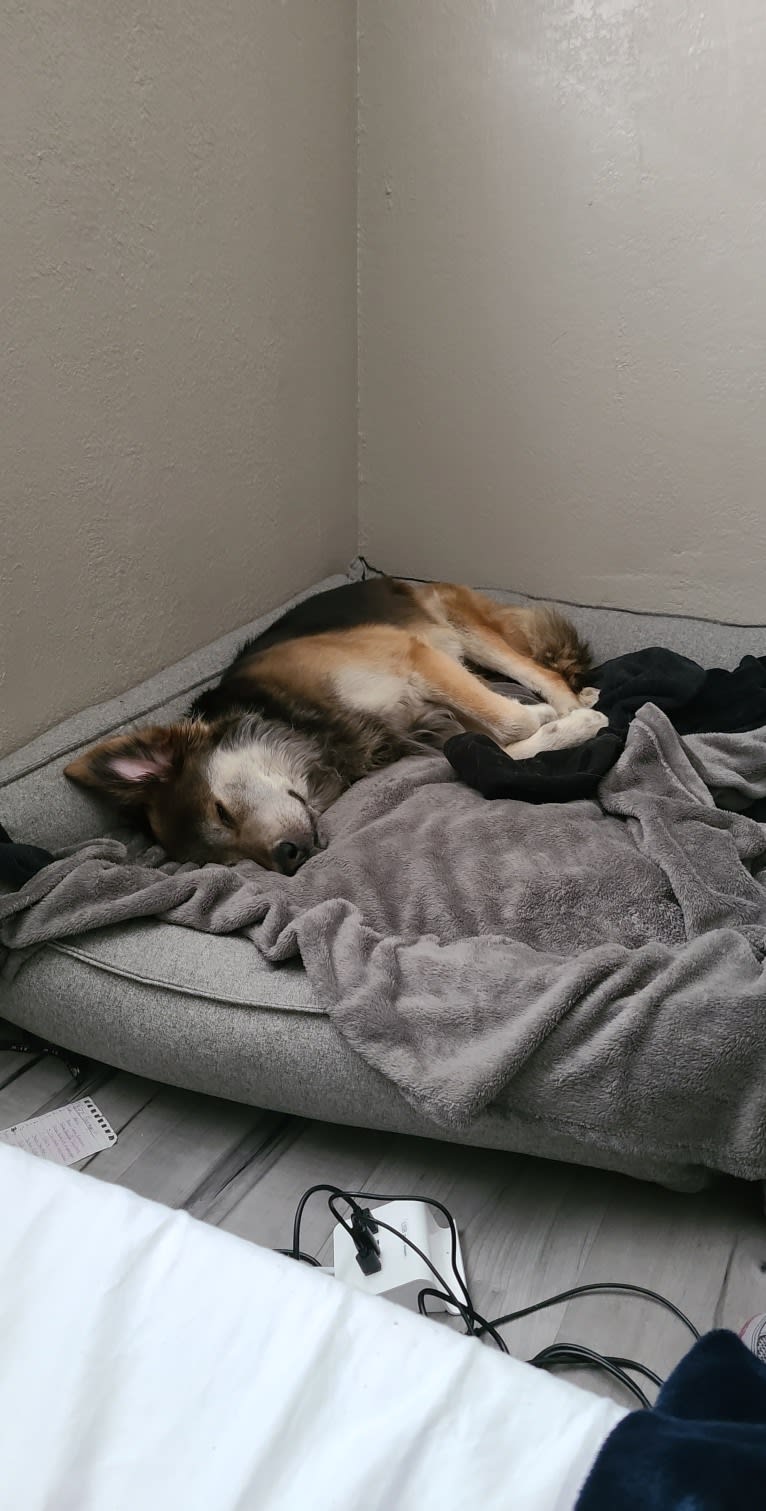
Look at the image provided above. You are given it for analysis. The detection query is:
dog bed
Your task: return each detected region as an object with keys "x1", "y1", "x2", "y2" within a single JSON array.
[{"x1": 3, "y1": 563, "x2": 766, "y2": 1191}]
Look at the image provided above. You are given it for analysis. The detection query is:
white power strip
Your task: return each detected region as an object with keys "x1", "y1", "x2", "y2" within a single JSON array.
[{"x1": 331, "y1": 1199, "x2": 466, "y2": 1314}]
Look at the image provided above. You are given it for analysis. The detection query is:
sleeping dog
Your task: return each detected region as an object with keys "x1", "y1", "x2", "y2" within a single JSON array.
[{"x1": 65, "y1": 578, "x2": 606, "y2": 872}]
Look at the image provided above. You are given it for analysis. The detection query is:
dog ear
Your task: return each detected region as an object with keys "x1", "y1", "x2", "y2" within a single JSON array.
[{"x1": 64, "y1": 723, "x2": 200, "y2": 805}]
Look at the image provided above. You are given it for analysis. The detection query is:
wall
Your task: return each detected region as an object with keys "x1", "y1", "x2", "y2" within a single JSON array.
[
  {"x1": 0, "y1": 0, "x2": 356, "y2": 755},
  {"x1": 358, "y1": 0, "x2": 766, "y2": 620}
]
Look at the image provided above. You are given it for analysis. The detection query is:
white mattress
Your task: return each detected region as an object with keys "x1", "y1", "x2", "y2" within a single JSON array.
[{"x1": 0, "y1": 1146, "x2": 625, "y2": 1510}]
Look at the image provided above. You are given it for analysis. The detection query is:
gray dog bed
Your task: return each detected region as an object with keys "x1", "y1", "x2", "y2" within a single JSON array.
[{"x1": 3, "y1": 562, "x2": 766, "y2": 1191}]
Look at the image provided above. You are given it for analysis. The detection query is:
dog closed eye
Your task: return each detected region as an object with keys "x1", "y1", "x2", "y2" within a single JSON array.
[{"x1": 215, "y1": 800, "x2": 235, "y2": 828}]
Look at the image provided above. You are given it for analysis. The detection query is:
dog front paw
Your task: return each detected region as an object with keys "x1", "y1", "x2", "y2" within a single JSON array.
[{"x1": 564, "y1": 707, "x2": 608, "y2": 737}]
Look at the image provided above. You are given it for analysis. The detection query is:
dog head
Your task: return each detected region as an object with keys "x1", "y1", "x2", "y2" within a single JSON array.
[{"x1": 64, "y1": 718, "x2": 326, "y2": 873}]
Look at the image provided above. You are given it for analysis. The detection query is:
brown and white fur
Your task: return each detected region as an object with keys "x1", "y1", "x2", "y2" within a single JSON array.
[{"x1": 65, "y1": 577, "x2": 605, "y2": 872}]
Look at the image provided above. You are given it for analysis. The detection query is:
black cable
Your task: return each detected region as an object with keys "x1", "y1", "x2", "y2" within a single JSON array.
[
  {"x1": 277, "y1": 1182, "x2": 700, "y2": 1410},
  {"x1": 417, "y1": 1285, "x2": 509, "y2": 1353},
  {"x1": 356, "y1": 554, "x2": 766, "y2": 631},
  {"x1": 608, "y1": 1356, "x2": 663, "y2": 1390},
  {"x1": 338, "y1": 1193, "x2": 656, "y2": 1403},
  {"x1": 290, "y1": 1183, "x2": 368, "y2": 1263},
  {"x1": 528, "y1": 1344, "x2": 652, "y2": 1409},
  {"x1": 414, "y1": 1285, "x2": 477, "y2": 1340},
  {"x1": 326, "y1": 1194, "x2": 360, "y2": 1246},
  {"x1": 479, "y1": 1281, "x2": 700, "y2": 1343}
]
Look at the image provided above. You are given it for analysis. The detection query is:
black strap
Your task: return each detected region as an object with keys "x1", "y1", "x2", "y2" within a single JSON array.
[{"x1": 0, "y1": 820, "x2": 55, "y2": 888}]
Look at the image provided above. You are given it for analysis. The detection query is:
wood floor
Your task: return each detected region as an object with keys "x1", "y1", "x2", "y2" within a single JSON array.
[{"x1": 2, "y1": 1032, "x2": 765, "y2": 1407}]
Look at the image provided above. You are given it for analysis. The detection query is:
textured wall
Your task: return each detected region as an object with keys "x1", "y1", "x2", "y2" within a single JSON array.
[
  {"x1": 358, "y1": 1, "x2": 766, "y2": 620},
  {"x1": 1, "y1": 0, "x2": 356, "y2": 755}
]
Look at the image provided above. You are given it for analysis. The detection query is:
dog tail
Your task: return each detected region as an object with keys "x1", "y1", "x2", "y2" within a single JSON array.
[{"x1": 524, "y1": 606, "x2": 593, "y2": 691}]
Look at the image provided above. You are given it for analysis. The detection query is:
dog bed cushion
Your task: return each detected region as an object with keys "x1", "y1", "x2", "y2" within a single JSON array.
[{"x1": 4, "y1": 563, "x2": 766, "y2": 1189}]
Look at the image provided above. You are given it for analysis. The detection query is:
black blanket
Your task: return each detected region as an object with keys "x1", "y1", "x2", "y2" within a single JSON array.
[
  {"x1": 0, "y1": 823, "x2": 53, "y2": 890},
  {"x1": 446, "y1": 650, "x2": 766, "y2": 804},
  {"x1": 576, "y1": 1330, "x2": 766, "y2": 1511}
]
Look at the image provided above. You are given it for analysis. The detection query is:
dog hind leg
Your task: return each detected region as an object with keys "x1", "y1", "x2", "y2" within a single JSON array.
[
  {"x1": 407, "y1": 639, "x2": 555, "y2": 744},
  {"x1": 418, "y1": 584, "x2": 587, "y2": 716}
]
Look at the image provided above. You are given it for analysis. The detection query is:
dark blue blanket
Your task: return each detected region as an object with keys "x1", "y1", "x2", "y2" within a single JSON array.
[{"x1": 577, "y1": 1330, "x2": 766, "y2": 1510}]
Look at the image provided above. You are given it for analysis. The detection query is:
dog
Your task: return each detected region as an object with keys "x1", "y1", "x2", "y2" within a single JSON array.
[{"x1": 65, "y1": 577, "x2": 606, "y2": 872}]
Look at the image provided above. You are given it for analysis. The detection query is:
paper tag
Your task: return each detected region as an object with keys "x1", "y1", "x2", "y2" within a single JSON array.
[{"x1": 0, "y1": 1097, "x2": 117, "y2": 1165}]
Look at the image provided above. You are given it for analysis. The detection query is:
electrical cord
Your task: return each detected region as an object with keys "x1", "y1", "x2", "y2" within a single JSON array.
[
  {"x1": 607, "y1": 1357, "x2": 664, "y2": 1390},
  {"x1": 277, "y1": 1182, "x2": 699, "y2": 1408},
  {"x1": 478, "y1": 1281, "x2": 699, "y2": 1343},
  {"x1": 527, "y1": 1344, "x2": 652, "y2": 1409},
  {"x1": 416, "y1": 1285, "x2": 509, "y2": 1352},
  {"x1": 289, "y1": 1184, "x2": 368, "y2": 1264}
]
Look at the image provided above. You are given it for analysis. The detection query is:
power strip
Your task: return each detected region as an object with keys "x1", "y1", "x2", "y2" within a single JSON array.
[
  {"x1": 276, "y1": 1182, "x2": 701, "y2": 1408},
  {"x1": 331, "y1": 1199, "x2": 466, "y2": 1314}
]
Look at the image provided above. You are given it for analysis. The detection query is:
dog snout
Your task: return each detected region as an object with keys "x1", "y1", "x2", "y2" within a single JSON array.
[{"x1": 272, "y1": 838, "x2": 312, "y2": 875}]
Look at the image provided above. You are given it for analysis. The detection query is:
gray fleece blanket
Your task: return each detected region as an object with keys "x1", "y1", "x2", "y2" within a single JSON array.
[{"x1": 3, "y1": 705, "x2": 766, "y2": 1180}]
